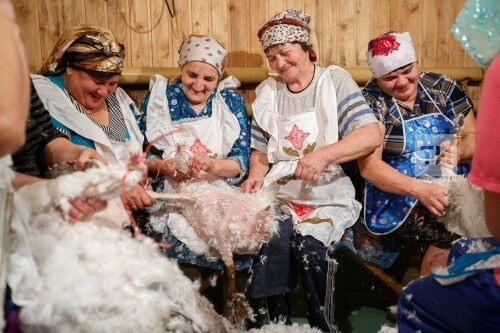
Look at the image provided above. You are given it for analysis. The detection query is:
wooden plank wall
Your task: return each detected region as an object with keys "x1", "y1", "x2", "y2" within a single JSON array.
[{"x1": 14, "y1": 0, "x2": 477, "y2": 72}]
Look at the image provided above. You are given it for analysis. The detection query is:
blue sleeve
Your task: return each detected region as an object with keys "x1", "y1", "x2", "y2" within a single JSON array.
[
  {"x1": 138, "y1": 91, "x2": 164, "y2": 159},
  {"x1": 51, "y1": 117, "x2": 96, "y2": 150},
  {"x1": 221, "y1": 89, "x2": 251, "y2": 185}
]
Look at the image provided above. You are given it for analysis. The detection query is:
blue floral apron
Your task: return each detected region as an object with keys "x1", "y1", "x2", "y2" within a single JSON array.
[{"x1": 364, "y1": 84, "x2": 463, "y2": 235}]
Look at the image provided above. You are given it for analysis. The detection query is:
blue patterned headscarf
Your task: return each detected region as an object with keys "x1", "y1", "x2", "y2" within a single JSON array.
[{"x1": 452, "y1": 0, "x2": 499, "y2": 68}]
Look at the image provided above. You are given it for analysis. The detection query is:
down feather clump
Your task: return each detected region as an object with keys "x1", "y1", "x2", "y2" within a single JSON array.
[{"x1": 8, "y1": 162, "x2": 230, "y2": 333}]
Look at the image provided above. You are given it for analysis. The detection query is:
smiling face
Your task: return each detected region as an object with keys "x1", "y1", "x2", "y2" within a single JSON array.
[
  {"x1": 265, "y1": 42, "x2": 312, "y2": 85},
  {"x1": 65, "y1": 67, "x2": 120, "y2": 112},
  {"x1": 376, "y1": 62, "x2": 419, "y2": 102},
  {"x1": 180, "y1": 61, "x2": 219, "y2": 108}
]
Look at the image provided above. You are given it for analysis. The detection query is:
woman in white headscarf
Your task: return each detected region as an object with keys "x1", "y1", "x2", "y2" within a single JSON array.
[
  {"x1": 359, "y1": 31, "x2": 477, "y2": 276},
  {"x1": 137, "y1": 35, "x2": 251, "y2": 290}
]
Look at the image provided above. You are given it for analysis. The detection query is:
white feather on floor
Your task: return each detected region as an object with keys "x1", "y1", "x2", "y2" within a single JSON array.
[
  {"x1": 377, "y1": 324, "x2": 398, "y2": 333},
  {"x1": 7, "y1": 162, "x2": 231, "y2": 333},
  {"x1": 242, "y1": 323, "x2": 322, "y2": 333}
]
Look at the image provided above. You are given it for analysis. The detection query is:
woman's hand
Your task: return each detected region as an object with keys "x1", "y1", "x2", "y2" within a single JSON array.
[
  {"x1": 125, "y1": 184, "x2": 156, "y2": 211},
  {"x1": 295, "y1": 150, "x2": 328, "y2": 182},
  {"x1": 411, "y1": 180, "x2": 448, "y2": 217},
  {"x1": 75, "y1": 147, "x2": 107, "y2": 168},
  {"x1": 241, "y1": 175, "x2": 264, "y2": 193},
  {"x1": 190, "y1": 153, "x2": 218, "y2": 175},
  {"x1": 156, "y1": 158, "x2": 198, "y2": 182},
  {"x1": 66, "y1": 197, "x2": 107, "y2": 223},
  {"x1": 158, "y1": 158, "x2": 176, "y2": 177},
  {"x1": 437, "y1": 141, "x2": 462, "y2": 170}
]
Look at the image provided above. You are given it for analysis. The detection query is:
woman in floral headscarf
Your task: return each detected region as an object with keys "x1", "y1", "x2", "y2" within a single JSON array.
[
  {"x1": 244, "y1": 9, "x2": 380, "y2": 331},
  {"x1": 359, "y1": 31, "x2": 477, "y2": 276},
  {"x1": 31, "y1": 25, "x2": 155, "y2": 214},
  {"x1": 136, "y1": 34, "x2": 251, "y2": 306}
]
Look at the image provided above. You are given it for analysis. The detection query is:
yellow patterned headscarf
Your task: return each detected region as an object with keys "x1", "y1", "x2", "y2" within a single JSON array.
[{"x1": 41, "y1": 25, "x2": 125, "y2": 75}]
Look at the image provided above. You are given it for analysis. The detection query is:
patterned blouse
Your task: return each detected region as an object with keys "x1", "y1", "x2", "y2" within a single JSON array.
[
  {"x1": 362, "y1": 72, "x2": 473, "y2": 156},
  {"x1": 138, "y1": 80, "x2": 251, "y2": 185}
]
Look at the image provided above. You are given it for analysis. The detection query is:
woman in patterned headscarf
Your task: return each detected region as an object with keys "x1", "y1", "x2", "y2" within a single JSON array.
[
  {"x1": 136, "y1": 35, "x2": 251, "y2": 307},
  {"x1": 244, "y1": 9, "x2": 380, "y2": 331},
  {"x1": 31, "y1": 25, "x2": 155, "y2": 214}
]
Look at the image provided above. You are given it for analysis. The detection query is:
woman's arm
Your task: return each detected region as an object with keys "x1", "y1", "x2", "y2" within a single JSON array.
[
  {"x1": 42, "y1": 137, "x2": 105, "y2": 168},
  {"x1": 241, "y1": 149, "x2": 270, "y2": 193},
  {"x1": 0, "y1": 0, "x2": 29, "y2": 156},
  {"x1": 295, "y1": 122, "x2": 381, "y2": 181},
  {"x1": 357, "y1": 124, "x2": 448, "y2": 217},
  {"x1": 12, "y1": 171, "x2": 107, "y2": 222}
]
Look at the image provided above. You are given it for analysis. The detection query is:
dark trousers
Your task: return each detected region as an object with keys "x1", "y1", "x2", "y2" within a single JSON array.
[{"x1": 292, "y1": 234, "x2": 337, "y2": 332}]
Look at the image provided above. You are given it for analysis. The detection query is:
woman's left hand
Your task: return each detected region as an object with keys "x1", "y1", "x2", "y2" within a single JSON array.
[
  {"x1": 75, "y1": 147, "x2": 107, "y2": 169},
  {"x1": 67, "y1": 197, "x2": 107, "y2": 223},
  {"x1": 124, "y1": 184, "x2": 156, "y2": 211},
  {"x1": 438, "y1": 141, "x2": 462, "y2": 169},
  {"x1": 190, "y1": 153, "x2": 218, "y2": 175},
  {"x1": 295, "y1": 150, "x2": 328, "y2": 182}
]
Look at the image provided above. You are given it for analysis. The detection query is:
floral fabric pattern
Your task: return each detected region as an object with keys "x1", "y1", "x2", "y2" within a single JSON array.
[
  {"x1": 258, "y1": 9, "x2": 311, "y2": 50},
  {"x1": 136, "y1": 80, "x2": 251, "y2": 270},
  {"x1": 368, "y1": 34, "x2": 400, "y2": 56},
  {"x1": 190, "y1": 138, "x2": 212, "y2": 154},
  {"x1": 285, "y1": 124, "x2": 309, "y2": 150},
  {"x1": 363, "y1": 72, "x2": 474, "y2": 156},
  {"x1": 138, "y1": 80, "x2": 250, "y2": 186},
  {"x1": 291, "y1": 203, "x2": 314, "y2": 220},
  {"x1": 41, "y1": 24, "x2": 125, "y2": 75}
]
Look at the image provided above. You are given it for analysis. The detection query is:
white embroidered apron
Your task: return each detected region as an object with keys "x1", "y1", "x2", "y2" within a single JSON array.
[
  {"x1": 145, "y1": 75, "x2": 240, "y2": 160},
  {"x1": 31, "y1": 74, "x2": 144, "y2": 164},
  {"x1": 253, "y1": 66, "x2": 361, "y2": 246},
  {"x1": 145, "y1": 75, "x2": 242, "y2": 254}
]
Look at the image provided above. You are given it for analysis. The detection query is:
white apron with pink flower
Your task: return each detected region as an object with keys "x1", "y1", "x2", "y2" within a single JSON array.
[
  {"x1": 145, "y1": 74, "x2": 240, "y2": 162},
  {"x1": 252, "y1": 66, "x2": 361, "y2": 246},
  {"x1": 145, "y1": 75, "x2": 242, "y2": 253}
]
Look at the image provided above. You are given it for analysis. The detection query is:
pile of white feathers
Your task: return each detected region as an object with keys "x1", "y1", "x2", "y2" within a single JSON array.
[
  {"x1": 6, "y1": 161, "x2": 318, "y2": 332},
  {"x1": 8, "y1": 162, "x2": 231, "y2": 333}
]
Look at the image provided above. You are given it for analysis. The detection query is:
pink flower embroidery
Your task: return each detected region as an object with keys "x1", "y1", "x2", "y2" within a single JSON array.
[
  {"x1": 368, "y1": 35, "x2": 400, "y2": 56},
  {"x1": 291, "y1": 203, "x2": 314, "y2": 220},
  {"x1": 190, "y1": 138, "x2": 212, "y2": 154},
  {"x1": 285, "y1": 125, "x2": 310, "y2": 150}
]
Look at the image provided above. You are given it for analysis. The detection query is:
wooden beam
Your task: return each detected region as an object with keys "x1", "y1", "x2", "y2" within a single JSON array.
[{"x1": 120, "y1": 66, "x2": 484, "y2": 86}]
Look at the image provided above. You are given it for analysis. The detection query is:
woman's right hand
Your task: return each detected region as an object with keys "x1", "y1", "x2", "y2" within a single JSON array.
[
  {"x1": 125, "y1": 184, "x2": 156, "y2": 211},
  {"x1": 411, "y1": 180, "x2": 448, "y2": 217},
  {"x1": 241, "y1": 175, "x2": 264, "y2": 193}
]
